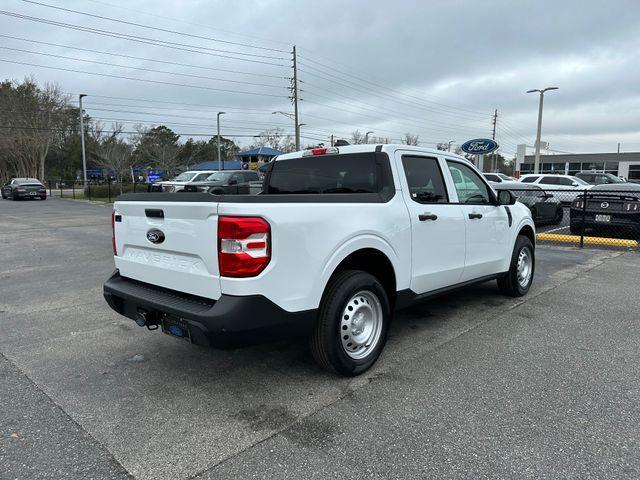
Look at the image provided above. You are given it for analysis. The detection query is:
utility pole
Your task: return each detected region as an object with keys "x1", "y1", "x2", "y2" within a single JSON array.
[
  {"x1": 527, "y1": 87, "x2": 559, "y2": 174},
  {"x1": 330, "y1": 134, "x2": 334, "y2": 147},
  {"x1": 617, "y1": 142, "x2": 621, "y2": 153},
  {"x1": 217, "y1": 111, "x2": 225, "y2": 171},
  {"x1": 79, "y1": 94, "x2": 87, "y2": 187},
  {"x1": 291, "y1": 45, "x2": 300, "y2": 151},
  {"x1": 491, "y1": 109, "x2": 498, "y2": 172}
]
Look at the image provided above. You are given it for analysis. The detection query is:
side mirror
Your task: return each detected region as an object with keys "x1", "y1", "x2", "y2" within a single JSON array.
[{"x1": 497, "y1": 190, "x2": 517, "y2": 205}]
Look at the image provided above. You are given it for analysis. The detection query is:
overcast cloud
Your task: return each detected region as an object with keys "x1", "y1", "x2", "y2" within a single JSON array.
[{"x1": 2, "y1": 0, "x2": 640, "y2": 155}]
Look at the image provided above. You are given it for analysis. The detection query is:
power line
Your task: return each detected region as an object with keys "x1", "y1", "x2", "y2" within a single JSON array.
[
  {"x1": 297, "y1": 54, "x2": 492, "y2": 117},
  {"x1": 0, "y1": 34, "x2": 287, "y2": 79},
  {"x1": 19, "y1": 1, "x2": 288, "y2": 54},
  {"x1": 298, "y1": 63, "x2": 491, "y2": 122},
  {"x1": 0, "y1": 58, "x2": 289, "y2": 98},
  {"x1": 0, "y1": 10, "x2": 288, "y2": 66},
  {"x1": 0, "y1": 46, "x2": 287, "y2": 89}
]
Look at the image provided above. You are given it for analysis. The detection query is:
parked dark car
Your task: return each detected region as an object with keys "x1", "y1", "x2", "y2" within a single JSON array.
[
  {"x1": 569, "y1": 183, "x2": 640, "y2": 236},
  {"x1": 180, "y1": 170, "x2": 261, "y2": 194},
  {"x1": 1, "y1": 178, "x2": 47, "y2": 200},
  {"x1": 575, "y1": 171, "x2": 625, "y2": 185},
  {"x1": 491, "y1": 181, "x2": 563, "y2": 225}
]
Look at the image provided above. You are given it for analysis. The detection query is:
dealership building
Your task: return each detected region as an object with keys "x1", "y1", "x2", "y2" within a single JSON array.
[{"x1": 517, "y1": 150, "x2": 640, "y2": 181}]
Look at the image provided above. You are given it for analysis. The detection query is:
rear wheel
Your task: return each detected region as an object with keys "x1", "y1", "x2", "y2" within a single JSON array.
[
  {"x1": 497, "y1": 235, "x2": 534, "y2": 297},
  {"x1": 12, "y1": 192, "x2": 19, "y2": 201},
  {"x1": 310, "y1": 270, "x2": 390, "y2": 376}
]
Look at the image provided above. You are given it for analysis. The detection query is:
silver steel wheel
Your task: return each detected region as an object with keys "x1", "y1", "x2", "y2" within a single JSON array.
[
  {"x1": 517, "y1": 247, "x2": 533, "y2": 288},
  {"x1": 340, "y1": 290, "x2": 383, "y2": 360}
]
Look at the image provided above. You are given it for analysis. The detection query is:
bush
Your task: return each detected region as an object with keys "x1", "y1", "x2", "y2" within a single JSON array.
[{"x1": 84, "y1": 183, "x2": 149, "y2": 198}]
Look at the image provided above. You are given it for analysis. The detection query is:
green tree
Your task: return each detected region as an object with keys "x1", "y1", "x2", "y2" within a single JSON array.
[{"x1": 133, "y1": 125, "x2": 181, "y2": 176}]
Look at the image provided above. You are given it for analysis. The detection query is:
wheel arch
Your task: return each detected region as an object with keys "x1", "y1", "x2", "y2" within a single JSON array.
[
  {"x1": 518, "y1": 223, "x2": 536, "y2": 247},
  {"x1": 317, "y1": 236, "x2": 402, "y2": 309}
]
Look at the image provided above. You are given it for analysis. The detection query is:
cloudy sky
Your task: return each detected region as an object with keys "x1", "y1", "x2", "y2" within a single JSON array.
[{"x1": 2, "y1": 0, "x2": 640, "y2": 156}]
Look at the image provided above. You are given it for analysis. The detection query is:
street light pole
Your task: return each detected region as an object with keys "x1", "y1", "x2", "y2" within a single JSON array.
[
  {"x1": 78, "y1": 94, "x2": 87, "y2": 186},
  {"x1": 527, "y1": 87, "x2": 558, "y2": 174},
  {"x1": 217, "y1": 111, "x2": 225, "y2": 171},
  {"x1": 365, "y1": 131, "x2": 373, "y2": 144}
]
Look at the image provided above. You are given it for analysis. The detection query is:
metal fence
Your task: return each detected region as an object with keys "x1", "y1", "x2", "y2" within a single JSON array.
[
  {"x1": 44, "y1": 180, "x2": 153, "y2": 203},
  {"x1": 502, "y1": 188, "x2": 640, "y2": 249}
]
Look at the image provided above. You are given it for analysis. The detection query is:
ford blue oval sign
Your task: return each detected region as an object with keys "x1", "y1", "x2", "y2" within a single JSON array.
[{"x1": 461, "y1": 138, "x2": 499, "y2": 155}]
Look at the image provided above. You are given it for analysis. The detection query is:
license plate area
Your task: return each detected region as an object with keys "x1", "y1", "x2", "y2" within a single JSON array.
[
  {"x1": 161, "y1": 315, "x2": 192, "y2": 342},
  {"x1": 595, "y1": 214, "x2": 611, "y2": 222}
]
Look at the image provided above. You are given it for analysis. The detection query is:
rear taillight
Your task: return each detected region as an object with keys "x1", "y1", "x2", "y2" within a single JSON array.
[
  {"x1": 218, "y1": 216, "x2": 270, "y2": 277},
  {"x1": 573, "y1": 200, "x2": 584, "y2": 209},
  {"x1": 623, "y1": 202, "x2": 640, "y2": 212},
  {"x1": 111, "y1": 211, "x2": 118, "y2": 256}
]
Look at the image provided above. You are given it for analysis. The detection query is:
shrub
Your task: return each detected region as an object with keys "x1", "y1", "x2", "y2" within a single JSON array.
[{"x1": 84, "y1": 183, "x2": 149, "y2": 198}]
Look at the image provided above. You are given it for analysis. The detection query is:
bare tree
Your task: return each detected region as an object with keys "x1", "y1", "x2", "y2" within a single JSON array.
[
  {"x1": 254, "y1": 128, "x2": 296, "y2": 152},
  {"x1": 402, "y1": 133, "x2": 419, "y2": 146},
  {"x1": 0, "y1": 78, "x2": 68, "y2": 180},
  {"x1": 92, "y1": 123, "x2": 134, "y2": 193},
  {"x1": 350, "y1": 130, "x2": 365, "y2": 144}
]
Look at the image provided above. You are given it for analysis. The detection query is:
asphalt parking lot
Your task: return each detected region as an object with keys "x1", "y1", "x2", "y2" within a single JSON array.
[{"x1": 1, "y1": 197, "x2": 639, "y2": 479}]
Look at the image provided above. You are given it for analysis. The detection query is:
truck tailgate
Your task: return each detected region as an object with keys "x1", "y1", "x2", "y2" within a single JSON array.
[{"x1": 113, "y1": 200, "x2": 221, "y2": 299}]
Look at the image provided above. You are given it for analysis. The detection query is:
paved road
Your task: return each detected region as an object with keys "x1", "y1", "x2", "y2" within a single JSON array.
[{"x1": 1, "y1": 197, "x2": 639, "y2": 479}]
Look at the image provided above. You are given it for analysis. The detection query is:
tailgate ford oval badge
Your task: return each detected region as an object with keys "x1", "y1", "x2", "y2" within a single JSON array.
[
  {"x1": 146, "y1": 229, "x2": 165, "y2": 244},
  {"x1": 600, "y1": 202, "x2": 609, "y2": 209}
]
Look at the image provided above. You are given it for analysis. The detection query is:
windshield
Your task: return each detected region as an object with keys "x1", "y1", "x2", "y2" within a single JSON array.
[
  {"x1": 172, "y1": 172, "x2": 198, "y2": 182},
  {"x1": 205, "y1": 172, "x2": 232, "y2": 182},
  {"x1": 604, "y1": 174, "x2": 624, "y2": 184}
]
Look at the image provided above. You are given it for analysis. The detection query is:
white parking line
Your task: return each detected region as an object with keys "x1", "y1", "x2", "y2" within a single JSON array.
[{"x1": 541, "y1": 225, "x2": 570, "y2": 234}]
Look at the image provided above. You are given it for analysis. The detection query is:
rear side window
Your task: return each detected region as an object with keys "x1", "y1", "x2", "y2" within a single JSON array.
[
  {"x1": 521, "y1": 176, "x2": 538, "y2": 183},
  {"x1": 402, "y1": 156, "x2": 448, "y2": 203},
  {"x1": 266, "y1": 153, "x2": 380, "y2": 194},
  {"x1": 556, "y1": 177, "x2": 574, "y2": 186},
  {"x1": 243, "y1": 171, "x2": 259, "y2": 181},
  {"x1": 539, "y1": 176, "x2": 558, "y2": 185}
]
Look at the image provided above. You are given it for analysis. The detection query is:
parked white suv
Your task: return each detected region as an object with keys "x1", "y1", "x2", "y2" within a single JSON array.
[
  {"x1": 104, "y1": 145, "x2": 536, "y2": 376},
  {"x1": 520, "y1": 174, "x2": 591, "y2": 202},
  {"x1": 153, "y1": 170, "x2": 216, "y2": 192}
]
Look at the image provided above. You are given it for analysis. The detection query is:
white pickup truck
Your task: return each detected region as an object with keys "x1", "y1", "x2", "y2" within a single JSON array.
[{"x1": 104, "y1": 145, "x2": 535, "y2": 376}]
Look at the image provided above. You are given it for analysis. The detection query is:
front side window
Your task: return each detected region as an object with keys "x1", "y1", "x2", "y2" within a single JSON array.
[
  {"x1": 206, "y1": 172, "x2": 232, "y2": 182},
  {"x1": 402, "y1": 156, "x2": 448, "y2": 204},
  {"x1": 446, "y1": 161, "x2": 491, "y2": 204},
  {"x1": 484, "y1": 174, "x2": 500, "y2": 182},
  {"x1": 556, "y1": 177, "x2": 575, "y2": 186}
]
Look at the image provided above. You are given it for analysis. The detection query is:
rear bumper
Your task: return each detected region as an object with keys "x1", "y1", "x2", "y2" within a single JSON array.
[{"x1": 103, "y1": 270, "x2": 316, "y2": 348}]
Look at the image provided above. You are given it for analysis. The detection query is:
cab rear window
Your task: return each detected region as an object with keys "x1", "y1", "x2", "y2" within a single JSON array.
[{"x1": 265, "y1": 153, "x2": 379, "y2": 194}]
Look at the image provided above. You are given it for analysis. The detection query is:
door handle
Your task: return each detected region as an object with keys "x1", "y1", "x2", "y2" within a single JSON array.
[
  {"x1": 468, "y1": 213, "x2": 483, "y2": 219},
  {"x1": 418, "y1": 213, "x2": 438, "y2": 221}
]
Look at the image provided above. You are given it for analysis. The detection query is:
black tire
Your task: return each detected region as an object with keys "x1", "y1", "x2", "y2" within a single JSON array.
[
  {"x1": 310, "y1": 270, "x2": 391, "y2": 376},
  {"x1": 569, "y1": 224, "x2": 581, "y2": 235},
  {"x1": 210, "y1": 188, "x2": 225, "y2": 195},
  {"x1": 497, "y1": 235, "x2": 535, "y2": 297},
  {"x1": 553, "y1": 207, "x2": 563, "y2": 225},
  {"x1": 12, "y1": 192, "x2": 19, "y2": 201}
]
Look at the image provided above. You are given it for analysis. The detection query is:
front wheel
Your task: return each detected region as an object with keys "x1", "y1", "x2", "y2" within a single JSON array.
[
  {"x1": 310, "y1": 270, "x2": 391, "y2": 376},
  {"x1": 497, "y1": 235, "x2": 535, "y2": 297}
]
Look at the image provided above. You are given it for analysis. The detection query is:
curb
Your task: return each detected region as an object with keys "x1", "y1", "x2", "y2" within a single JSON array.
[{"x1": 537, "y1": 232, "x2": 638, "y2": 248}]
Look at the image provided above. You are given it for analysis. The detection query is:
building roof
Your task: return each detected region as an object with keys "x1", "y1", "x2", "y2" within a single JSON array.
[{"x1": 236, "y1": 146, "x2": 283, "y2": 157}]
